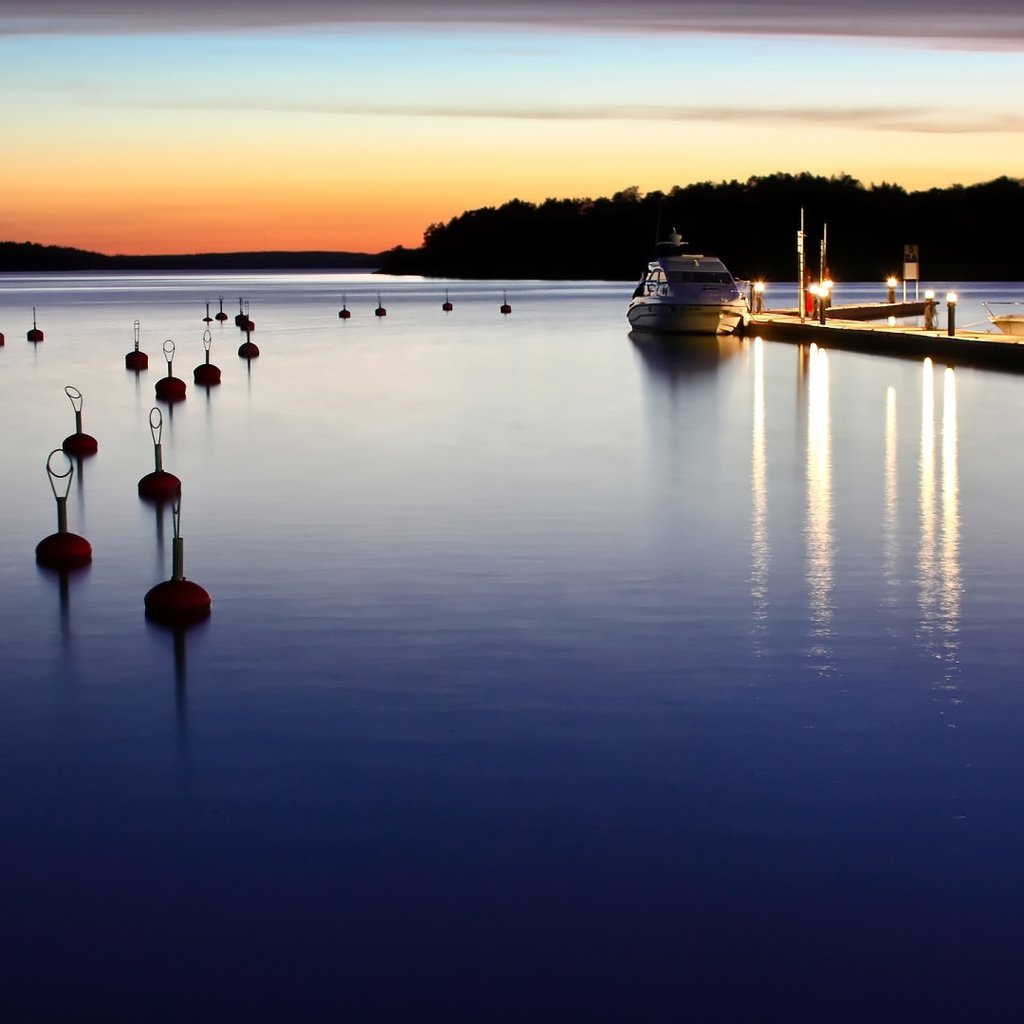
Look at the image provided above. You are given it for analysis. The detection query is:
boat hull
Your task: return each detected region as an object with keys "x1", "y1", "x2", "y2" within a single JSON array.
[
  {"x1": 627, "y1": 299, "x2": 746, "y2": 335},
  {"x1": 991, "y1": 315, "x2": 1024, "y2": 337}
]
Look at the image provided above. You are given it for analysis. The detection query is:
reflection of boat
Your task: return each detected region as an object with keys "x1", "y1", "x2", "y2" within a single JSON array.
[
  {"x1": 984, "y1": 301, "x2": 1024, "y2": 336},
  {"x1": 630, "y1": 331, "x2": 743, "y2": 383},
  {"x1": 627, "y1": 230, "x2": 748, "y2": 335}
]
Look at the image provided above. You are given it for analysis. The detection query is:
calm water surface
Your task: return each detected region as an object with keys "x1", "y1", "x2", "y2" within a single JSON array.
[{"x1": 2, "y1": 274, "x2": 1024, "y2": 1022}]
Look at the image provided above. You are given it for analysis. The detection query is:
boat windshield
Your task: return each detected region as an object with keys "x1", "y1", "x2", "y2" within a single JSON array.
[{"x1": 665, "y1": 270, "x2": 734, "y2": 284}]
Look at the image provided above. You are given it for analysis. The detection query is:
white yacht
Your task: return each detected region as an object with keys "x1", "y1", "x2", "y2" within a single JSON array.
[{"x1": 627, "y1": 231, "x2": 748, "y2": 335}]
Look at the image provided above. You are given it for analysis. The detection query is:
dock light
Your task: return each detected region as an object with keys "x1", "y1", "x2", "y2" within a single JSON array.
[
  {"x1": 924, "y1": 290, "x2": 936, "y2": 330},
  {"x1": 947, "y1": 292, "x2": 957, "y2": 336},
  {"x1": 886, "y1": 277, "x2": 898, "y2": 304},
  {"x1": 753, "y1": 281, "x2": 765, "y2": 314},
  {"x1": 818, "y1": 279, "x2": 832, "y2": 324}
]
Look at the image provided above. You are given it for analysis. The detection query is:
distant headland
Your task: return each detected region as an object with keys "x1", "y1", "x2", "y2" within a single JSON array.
[{"x1": 5, "y1": 174, "x2": 1022, "y2": 282}]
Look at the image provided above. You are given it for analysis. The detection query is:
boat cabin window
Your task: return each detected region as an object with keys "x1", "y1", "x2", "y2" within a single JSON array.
[
  {"x1": 665, "y1": 270, "x2": 733, "y2": 284},
  {"x1": 643, "y1": 269, "x2": 669, "y2": 296}
]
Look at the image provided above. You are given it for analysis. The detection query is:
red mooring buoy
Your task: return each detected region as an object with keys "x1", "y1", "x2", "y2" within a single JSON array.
[
  {"x1": 155, "y1": 339, "x2": 187, "y2": 402},
  {"x1": 144, "y1": 495, "x2": 211, "y2": 626},
  {"x1": 194, "y1": 328, "x2": 222, "y2": 385},
  {"x1": 61, "y1": 385, "x2": 99, "y2": 457},
  {"x1": 215, "y1": 295, "x2": 228, "y2": 322},
  {"x1": 238, "y1": 327, "x2": 259, "y2": 359},
  {"x1": 500, "y1": 291, "x2": 512, "y2": 315},
  {"x1": 0, "y1": 331, "x2": 6, "y2": 346},
  {"x1": 27, "y1": 306, "x2": 44, "y2": 342},
  {"x1": 36, "y1": 449, "x2": 92, "y2": 570},
  {"x1": 442, "y1": 289, "x2": 453, "y2": 312},
  {"x1": 138, "y1": 407, "x2": 182, "y2": 502},
  {"x1": 375, "y1": 293, "x2": 387, "y2": 318},
  {"x1": 339, "y1": 294, "x2": 351, "y2": 320},
  {"x1": 203, "y1": 301, "x2": 213, "y2": 324},
  {"x1": 125, "y1": 318, "x2": 148, "y2": 371}
]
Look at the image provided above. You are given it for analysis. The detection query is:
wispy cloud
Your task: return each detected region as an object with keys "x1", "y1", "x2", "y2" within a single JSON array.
[
  {"x1": 115, "y1": 96, "x2": 1024, "y2": 134},
  {"x1": 2, "y1": 0, "x2": 1023, "y2": 47}
]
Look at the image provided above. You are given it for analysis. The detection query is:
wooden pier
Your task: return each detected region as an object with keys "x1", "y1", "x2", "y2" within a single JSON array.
[{"x1": 747, "y1": 308, "x2": 1024, "y2": 372}]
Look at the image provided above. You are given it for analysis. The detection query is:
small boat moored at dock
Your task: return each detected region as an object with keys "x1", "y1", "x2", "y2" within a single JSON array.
[
  {"x1": 984, "y1": 301, "x2": 1024, "y2": 337},
  {"x1": 627, "y1": 230, "x2": 748, "y2": 336}
]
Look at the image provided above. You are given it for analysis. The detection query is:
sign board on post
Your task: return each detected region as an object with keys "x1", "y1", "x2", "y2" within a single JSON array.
[{"x1": 903, "y1": 244, "x2": 920, "y2": 281}]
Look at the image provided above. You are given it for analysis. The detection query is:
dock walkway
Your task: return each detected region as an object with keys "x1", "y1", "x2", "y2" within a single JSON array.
[{"x1": 747, "y1": 311, "x2": 1024, "y2": 372}]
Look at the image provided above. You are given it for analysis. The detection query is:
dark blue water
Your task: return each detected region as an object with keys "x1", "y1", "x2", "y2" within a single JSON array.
[{"x1": 2, "y1": 274, "x2": 1024, "y2": 1021}]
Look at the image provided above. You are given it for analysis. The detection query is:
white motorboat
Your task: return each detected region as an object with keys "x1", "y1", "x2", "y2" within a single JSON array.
[
  {"x1": 627, "y1": 231, "x2": 748, "y2": 335},
  {"x1": 983, "y1": 302, "x2": 1024, "y2": 337}
]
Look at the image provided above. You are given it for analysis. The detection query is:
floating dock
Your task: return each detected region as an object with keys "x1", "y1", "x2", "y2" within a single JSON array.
[{"x1": 747, "y1": 306, "x2": 1024, "y2": 372}]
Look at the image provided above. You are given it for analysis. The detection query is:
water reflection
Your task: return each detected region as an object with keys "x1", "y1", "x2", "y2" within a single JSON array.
[
  {"x1": 806, "y1": 344, "x2": 833, "y2": 670},
  {"x1": 629, "y1": 332, "x2": 742, "y2": 387},
  {"x1": 918, "y1": 361, "x2": 962, "y2": 692},
  {"x1": 751, "y1": 338, "x2": 770, "y2": 652},
  {"x1": 883, "y1": 386, "x2": 899, "y2": 609}
]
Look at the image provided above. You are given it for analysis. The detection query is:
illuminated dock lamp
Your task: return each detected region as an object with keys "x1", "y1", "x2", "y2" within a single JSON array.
[
  {"x1": 125, "y1": 319, "x2": 148, "y2": 370},
  {"x1": 238, "y1": 327, "x2": 260, "y2": 359},
  {"x1": 27, "y1": 307, "x2": 43, "y2": 343},
  {"x1": 155, "y1": 339, "x2": 187, "y2": 402},
  {"x1": 886, "y1": 276, "x2": 898, "y2": 304},
  {"x1": 35, "y1": 449, "x2": 92, "y2": 570},
  {"x1": 375, "y1": 293, "x2": 387, "y2": 317},
  {"x1": 138, "y1": 407, "x2": 181, "y2": 503},
  {"x1": 442, "y1": 289, "x2": 453, "y2": 312},
  {"x1": 215, "y1": 295, "x2": 228, "y2": 322},
  {"x1": 194, "y1": 329, "x2": 222, "y2": 386},
  {"x1": 144, "y1": 492, "x2": 211, "y2": 626},
  {"x1": 924, "y1": 290, "x2": 937, "y2": 330},
  {"x1": 61, "y1": 385, "x2": 99, "y2": 457},
  {"x1": 339, "y1": 294, "x2": 351, "y2": 320},
  {"x1": 500, "y1": 291, "x2": 512, "y2": 315},
  {"x1": 752, "y1": 281, "x2": 766, "y2": 314},
  {"x1": 947, "y1": 292, "x2": 958, "y2": 337}
]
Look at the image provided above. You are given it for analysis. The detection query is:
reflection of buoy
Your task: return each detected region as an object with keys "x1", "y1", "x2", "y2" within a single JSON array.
[
  {"x1": 155, "y1": 339, "x2": 187, "y2": 402},
  {"x1": 339, "y1": 294, "x2": 351, "y2": 320},
  {"x1": 442, "y1": 289, "x2": 453, "y2": 312},
  {"x1": 238, "y1": 327, "x2": 259, "y2": 359},
  {"x1": 374, "y1": 293, "x2": 387, "y2": 317},
  {"x1": 27, "y1": 307, "x2": 44, "y2": 342},
  {"x1": 193, "y1": 328, "x2": 222, "y2": 385},
  {"x1": 125, "y1": 318, "x2": 148, "y2": 370},
  {"x1": 35, "y1": 449, "x2": 92, "y2": 570},
  {"x1": 215, "y1": 295, "x2": 228, "y2": 322},
  {"x1": 61, "y1": 385, "x2": 99, "y2": 456},
  {"x1": 138, "y1": 407, "x2": 181, "y2": 502},
  {"x1": 202, "y1": 301, "x2": 213, "y2": 323},
  {"x1": 500, "y1": 291, "x2": 512, "y2": 315},
  {"x1": 144, "y1": 494, "x2": 211, "y2": 626}
]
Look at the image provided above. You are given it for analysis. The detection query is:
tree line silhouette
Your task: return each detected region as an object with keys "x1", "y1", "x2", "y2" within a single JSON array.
[{"x1": 379, "y1": 173, "x2": 1023, "y2": 282}]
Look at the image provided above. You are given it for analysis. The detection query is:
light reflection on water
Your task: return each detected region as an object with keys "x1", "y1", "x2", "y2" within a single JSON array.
[{"x1": 1, "y1": 273, "x2": 1023, "y2": 1021}]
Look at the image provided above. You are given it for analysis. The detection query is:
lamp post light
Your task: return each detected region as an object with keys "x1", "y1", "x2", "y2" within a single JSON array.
[
  {"x1": 946, "y1": 292, "x2": 958, "y2": 336},
  {"x1": 753, "y1": 280, "x2": 765, "y2": 314},
  {"x1": 886, "y1": 276, "x2": 898, "y2": 304}
]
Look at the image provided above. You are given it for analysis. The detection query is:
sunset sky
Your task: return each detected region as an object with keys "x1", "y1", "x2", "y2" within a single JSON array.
[{"x1": 2, "y1": 1, "x2": 1022, "y2": 255}]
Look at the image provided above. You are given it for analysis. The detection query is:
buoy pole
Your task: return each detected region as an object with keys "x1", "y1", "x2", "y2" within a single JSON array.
[
  {"x1": 36, "y1": 449, "x2": 92, "y2": 569},
  {"x1": 171, "y1": 502, "x2": 185, "y2": 582},
  {"x1": 152, "y1": 407, "x2": 164, "y2": 472}
]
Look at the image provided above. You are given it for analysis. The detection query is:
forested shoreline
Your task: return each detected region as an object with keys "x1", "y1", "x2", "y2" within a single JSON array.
[
  {"x1": 4, "y1": 174, "x2": 1022, "y2": 281},
  {"x1": 378, "y1": 173, "x2": 1024, "y2": 282}
]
